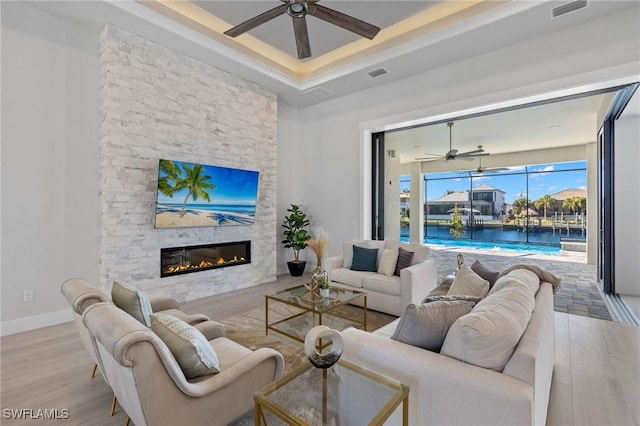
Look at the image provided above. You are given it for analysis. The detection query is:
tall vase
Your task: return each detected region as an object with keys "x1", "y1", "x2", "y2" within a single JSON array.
[{"x1": 311, "y1": 259, "x2": 329, "y2": 290}]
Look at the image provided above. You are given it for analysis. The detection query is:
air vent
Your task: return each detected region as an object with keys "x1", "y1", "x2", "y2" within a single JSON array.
[
  {"x1": 552, "y1": 0, "x2": 588, "y2": 18},
  {"x1": 303, "y1": 86, "x2": 334, "y2": 100},
  {"x1": 367, "y1": 68, "x2": 388, "y2": 78}
]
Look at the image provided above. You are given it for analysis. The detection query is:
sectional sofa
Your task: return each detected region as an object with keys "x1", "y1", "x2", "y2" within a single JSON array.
[{"x1": 341, "y1": 265, "x2": 559, "y2": 425}]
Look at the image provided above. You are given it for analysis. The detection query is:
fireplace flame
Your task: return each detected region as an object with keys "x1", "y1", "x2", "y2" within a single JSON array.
[{"x1": 164, "y1": 256, "x2": 246, "y2": 275}]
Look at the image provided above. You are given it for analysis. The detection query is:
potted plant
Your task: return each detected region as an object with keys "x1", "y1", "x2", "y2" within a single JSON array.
[
  {"x1": 317, "y1": 278, "x2": 331, "y2": 297},
  {"x1": 281, "y1": 204, "x2": 312, "y2": 276}
]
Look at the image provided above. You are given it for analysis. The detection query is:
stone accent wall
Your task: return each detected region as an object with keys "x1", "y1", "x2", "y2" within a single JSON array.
[{"x1": 98, "y1": 25, "x2": 277, "y2": 301}]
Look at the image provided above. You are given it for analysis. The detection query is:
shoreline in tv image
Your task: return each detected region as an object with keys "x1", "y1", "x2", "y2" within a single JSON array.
[{"x1": 154, "y1": 159, "x2": 259, "y2": 229}]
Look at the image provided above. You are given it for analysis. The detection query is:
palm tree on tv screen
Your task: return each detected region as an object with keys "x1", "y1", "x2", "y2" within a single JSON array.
[
  {"x1": 158, "y1": 160, "x2": 180, "y2": 197},
  {"x1": 174, "y1": 163, "x2": 216, "y2": 218}
]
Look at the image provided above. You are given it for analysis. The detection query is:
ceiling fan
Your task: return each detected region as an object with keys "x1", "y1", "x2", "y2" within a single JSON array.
[
  {"x1": 458, "y1": 148, "x2": 510, "y2": 174},
  {"x1": 223, "y1": 1, "x2": 381, "y2": 59},
  {"x1": 415, "y1": 122, "x2": 489, "y2": 162}
]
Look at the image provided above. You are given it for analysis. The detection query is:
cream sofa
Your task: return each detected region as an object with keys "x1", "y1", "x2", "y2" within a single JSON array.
[
  {"x1": 341, "y1": 266, "x2": 558, "y2": 426},
  {"x1": 324, "y1": 240, "x2": 438, "y2": 316}
]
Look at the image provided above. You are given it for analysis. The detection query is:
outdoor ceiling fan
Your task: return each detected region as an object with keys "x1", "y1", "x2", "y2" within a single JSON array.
[
  {"x1": 458, "y1": 147, "x2": 510, "y2": 174},
  {"x1": 415, "y1": 122, "x2": 489, "y2": 162},
  {"x1": 223, "y1": 0, "x2": 381, "y2": 59}
]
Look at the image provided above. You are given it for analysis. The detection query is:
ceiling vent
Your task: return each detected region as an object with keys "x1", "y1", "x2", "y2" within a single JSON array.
[
  {"x1": 303, "y1": 86, "x2": 334, "y2": 100},
  {"x1": 552, "y1": 0, "x2": 588, "y2": 18},
  {"x1": 367, "y1": 68, "x2": 388, "y2": 78}
]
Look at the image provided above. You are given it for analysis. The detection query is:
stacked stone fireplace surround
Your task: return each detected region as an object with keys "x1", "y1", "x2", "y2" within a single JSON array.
[{"x1": 99, "y1": 25, "x2": 277, "y2": 302}]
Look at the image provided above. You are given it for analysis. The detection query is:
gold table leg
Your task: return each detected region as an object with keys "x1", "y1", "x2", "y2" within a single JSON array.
[
  {"x1": 90, "y1": 363, "x2": 98, "y2": 379},
  {"x1": 110, "y1": 394, "x2": 117, "y2": 416}
]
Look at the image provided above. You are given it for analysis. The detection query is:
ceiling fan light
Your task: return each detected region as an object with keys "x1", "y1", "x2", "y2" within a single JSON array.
[{"x1": 288, "y1": 2, "x2": 306, "y2": 17}]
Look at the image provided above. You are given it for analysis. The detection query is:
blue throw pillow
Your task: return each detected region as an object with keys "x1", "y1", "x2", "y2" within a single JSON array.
[{"x1": 350, "y1": 245, "x2": 378, "y2": 272}]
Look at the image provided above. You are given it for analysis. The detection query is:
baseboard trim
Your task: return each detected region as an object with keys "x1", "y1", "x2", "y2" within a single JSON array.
[{"x1": 1, "y1": 308, "x2": 73, "y2": 336}]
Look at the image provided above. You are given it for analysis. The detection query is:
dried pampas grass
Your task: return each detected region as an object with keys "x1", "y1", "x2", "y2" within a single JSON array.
[{"x1": 308, "y1": 231, "x2": 329, "y2": 261}]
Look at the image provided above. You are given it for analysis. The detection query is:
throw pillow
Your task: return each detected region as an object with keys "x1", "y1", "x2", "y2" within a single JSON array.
[
  {"x1": 111, "y1": 281, "x2": 153, "y2": 327},
  {"x1": 394, "y1": 246, "x2": 415, "y2": 276},
  {"x1": 342, "y1": 241, "x2": 365, "y2": 268},
  {"x1": 151, "y1": 313, "x2": 221, "y2": 379},
  {"x1": 471, "y1": 260, "x2": 500, "y2": 287},
  {"x1": 391, "y1": 300, "x2": 476, "y2": 351},
  {"x1": 350, "y1": 245, "x2": 378, "y2": 272},
  {"x1": 447, "y1": 265, "x2": 490, "y2": 298},
  {"x1": 377, "y1": 249, "x2": 399, "y2": 276}
]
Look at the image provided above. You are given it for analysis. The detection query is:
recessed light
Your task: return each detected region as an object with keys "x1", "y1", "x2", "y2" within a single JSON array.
[{"x1": 550, "y1": 125, "x2": 561, "y2": 130}]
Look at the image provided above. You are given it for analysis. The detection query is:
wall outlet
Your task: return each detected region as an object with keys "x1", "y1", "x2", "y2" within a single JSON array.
[{"x1": 23, "y1": 289, "x2": 34, "y2": 303}]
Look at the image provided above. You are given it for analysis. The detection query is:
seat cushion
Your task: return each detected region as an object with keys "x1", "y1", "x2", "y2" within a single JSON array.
[
  {"x1": 363, "y1": 274, "x2": 402, "y2": 296},
  {"x1": 209, "y1": 337, "x2": 253, "y2": 371},
  {"x1": 111, "y1": 281, "x2": 153, "y2": 327},
  {"x1": 330, "y1": 268, "x2": 373, "y2": 288},
  {"x1": 151, "y1": 313, "x2": 221, "y2": 379}
]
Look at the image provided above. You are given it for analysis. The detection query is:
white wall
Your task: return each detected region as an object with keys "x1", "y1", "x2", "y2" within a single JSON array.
[
  {"x1": 1, "y1": 2, "x2": 100, "y2": 333},
  {"x1": 287, "y1": 8, "x2": 640, "y2": 262},
  {"x1": 614, "y1": 97, "x2": 640, "y2": 296}
]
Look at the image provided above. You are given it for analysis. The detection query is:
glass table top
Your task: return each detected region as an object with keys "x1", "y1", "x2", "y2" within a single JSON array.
[{"x1": 267, "y1": 285, "x2": 366, "y2": 314}]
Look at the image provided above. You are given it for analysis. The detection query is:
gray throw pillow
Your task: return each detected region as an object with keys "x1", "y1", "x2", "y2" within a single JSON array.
[
  {"x1": 111, "y1": 281, "x2": 153, "y2": 327},
  {"x1": 151, "y1": 313, "x2": 221, "y2": 379},
  {"x1": 471, "y1": 260, "x2": 500, "y2": 287},
  {"x1": 394, "y1": 246, "x2": 415, "y2": 276},
  {"x1": 350, "y1": 245, "x2": 378, "y2": 272},
  {"x1": 391, "y1": 300, "x2": 476, "y2": 351}
]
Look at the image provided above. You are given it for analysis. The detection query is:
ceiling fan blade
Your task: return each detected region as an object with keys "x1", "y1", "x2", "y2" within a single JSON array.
[
  {"x1": 292, "y1": 16, "x2": 311, "y2": 59},
  {"x1": 307, "y1": 4, "x2": 380, "y2": 39},
  {"x1": 457, "y1": 149, "x2": 487, "y2": 158},
  {"x1": 224, "y1": 4, "x2": 288, "y2": 37}
]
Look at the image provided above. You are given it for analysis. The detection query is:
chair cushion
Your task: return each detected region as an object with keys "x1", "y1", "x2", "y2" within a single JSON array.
[
  {"x1": 377, "y1": 249, "x2": 398, "y2": 276},
  {"x1": 391, "y1": 300, "x2": 476, "y2": 351},
  {"x1": 394, "y1": 246, "x2": 415, "y2": 276},
  {"x1": 350, "y1": 245, "x2": 378, "y2": 272},
  {"x1": 151, "y1": 313, "x2": 221, "y2": 379},
  {"x1": 111, "y1": 281, "x2": 153, "y2": 327},
  {"x1": 471, "y1": 260, "x2": 500, "y2": 287},
  {"x1": 364, "y1": 274, "x2": 402, "y2": 296},
  {"x1": 441, "y1": 278, "x2": 536, "y2": 371},
  {"x1": 447, "y1": 265, "x2": 490, "y2": 298}
]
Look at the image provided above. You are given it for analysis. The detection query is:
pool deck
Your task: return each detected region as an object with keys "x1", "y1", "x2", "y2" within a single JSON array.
[{"x1": 427, "y1": 244, "x2": 614, "y2": 321}]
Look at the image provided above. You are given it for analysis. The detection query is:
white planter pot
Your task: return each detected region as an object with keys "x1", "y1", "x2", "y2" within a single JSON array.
[{"x1": 319, "y1": 288, "x2": 330, "y2": 298}]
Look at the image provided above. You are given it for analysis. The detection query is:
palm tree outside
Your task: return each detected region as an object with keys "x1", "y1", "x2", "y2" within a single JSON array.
[{"x1": 534, "y1": 194, "x2": 555, "y2": 221}]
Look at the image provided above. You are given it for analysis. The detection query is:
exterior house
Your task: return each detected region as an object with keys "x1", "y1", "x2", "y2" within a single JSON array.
[{"x1": 425, "y1": 184, "x2": 506, "y2": 218}]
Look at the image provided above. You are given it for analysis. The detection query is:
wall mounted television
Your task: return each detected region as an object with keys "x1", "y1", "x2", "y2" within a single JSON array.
[{"x1": 154, "y1": 159, "x2": 259, "y2": 229}]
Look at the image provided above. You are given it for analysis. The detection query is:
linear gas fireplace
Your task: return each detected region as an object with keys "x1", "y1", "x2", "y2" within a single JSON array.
[{"x1": 161, "y1": 241, "x2": 251, "y2": 277}]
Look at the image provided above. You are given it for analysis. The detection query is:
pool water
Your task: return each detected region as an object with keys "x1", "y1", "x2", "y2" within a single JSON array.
[{"x1": 417, "y1": 237, "x2": 562, "y2": 255}]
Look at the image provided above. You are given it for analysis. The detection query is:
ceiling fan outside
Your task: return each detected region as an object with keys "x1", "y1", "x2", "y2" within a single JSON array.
[
  {"x1": 458, "y1": 147, "x2": 510, "y2": 174},
  {"x1": 223, "y1": 1, "x2": 381, "y2": 59},
  {"x1": 415, "y1": 122, "x2": 489, "y2": 162}
]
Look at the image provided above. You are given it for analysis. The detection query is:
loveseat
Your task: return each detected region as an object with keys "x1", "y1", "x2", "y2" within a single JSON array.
[
  {"x1": 341, "y1": 265, "x2": 559, "y2": 425},
  {"x1": 324, "y1": 240, "x2": 437, "y2": 316}
]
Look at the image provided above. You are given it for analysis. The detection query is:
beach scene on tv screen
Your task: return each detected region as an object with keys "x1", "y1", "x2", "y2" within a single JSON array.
[{"x1": 155, "y1": 159, "x2": 259, "y2": 228}]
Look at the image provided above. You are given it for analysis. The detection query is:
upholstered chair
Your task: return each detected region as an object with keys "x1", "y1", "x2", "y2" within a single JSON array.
[
  {"x1": 83, "y1": 302, "x2": 284, "y2": 426},
  {"x1": 61, "y1": 278, "x2": 227, "y2": 417}
]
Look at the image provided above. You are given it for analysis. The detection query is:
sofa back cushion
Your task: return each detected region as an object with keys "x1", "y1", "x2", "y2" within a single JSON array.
[
  {"x1": 386, "y1": 241, "x2": 430, "y2": 265},
  {"x1": 440, "y1": 274, "x2": 536, "y2": 372}
]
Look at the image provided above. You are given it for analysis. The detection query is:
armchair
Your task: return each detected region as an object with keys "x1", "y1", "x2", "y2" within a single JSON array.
[{"x1": 83, "y1": 302, "x2": 284, "y2": 426}]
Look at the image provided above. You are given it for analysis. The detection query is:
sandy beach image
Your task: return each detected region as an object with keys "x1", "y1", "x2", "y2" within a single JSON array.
[{"x1": 155, "y1": 206, "x2": 255, "y2": 228}]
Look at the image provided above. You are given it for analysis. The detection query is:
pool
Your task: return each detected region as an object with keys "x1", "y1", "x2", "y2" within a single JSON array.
[{"x1": 400, "y1": 236, "x2": 562, "y2": 255}]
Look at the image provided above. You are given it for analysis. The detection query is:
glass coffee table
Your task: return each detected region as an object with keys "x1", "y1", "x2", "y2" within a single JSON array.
[
  {"x1": 265, "y1": 285, "x2": 367, "y2": 344},
  {"x1": 254, "y1": 358, "x2": 409, "y2": 425}
]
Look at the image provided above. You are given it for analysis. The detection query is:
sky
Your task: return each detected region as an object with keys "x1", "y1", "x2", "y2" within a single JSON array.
[
  {"x1": 156, "y1": 160, "x2": 259, "y2": 205},
  {"x1": 401, "y1": 161, "x2": 586, "y2": 204}
]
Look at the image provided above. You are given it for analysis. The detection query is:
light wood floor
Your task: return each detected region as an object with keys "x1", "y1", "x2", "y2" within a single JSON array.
[{"x1": 1, "y1": 274, "x2": 638, "y2": 425}]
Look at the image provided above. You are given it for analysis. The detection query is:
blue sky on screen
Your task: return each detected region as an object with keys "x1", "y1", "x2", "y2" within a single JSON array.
[
  {"x1": 157, "y1": 160, "x2": 259, "y2": 205},
  {"x1": 401, "y1": 161, "x2": 586, "y2": 204}
]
